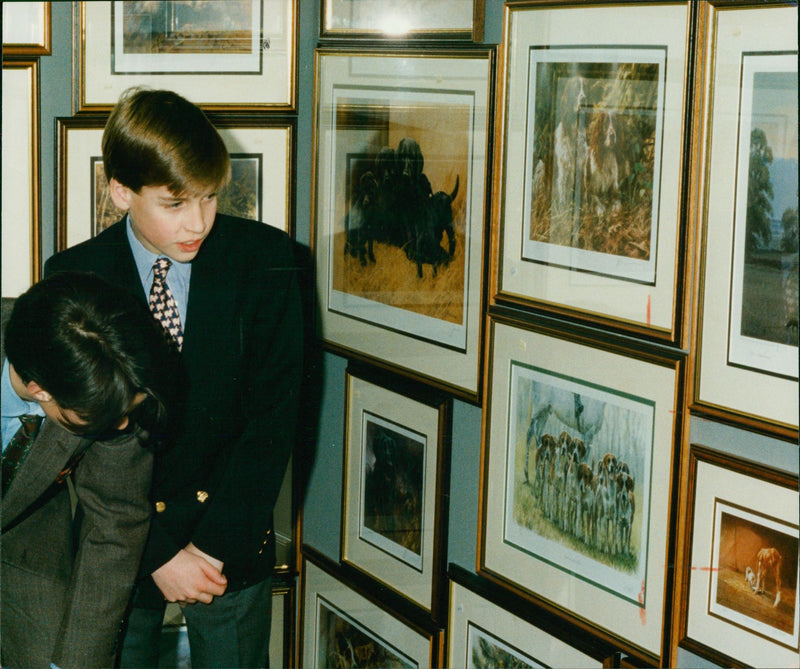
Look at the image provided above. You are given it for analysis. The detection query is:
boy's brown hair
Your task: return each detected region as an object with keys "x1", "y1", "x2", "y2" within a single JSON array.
[{"x1": 102, "y1": 87, "x2": 230, "y2": 196}]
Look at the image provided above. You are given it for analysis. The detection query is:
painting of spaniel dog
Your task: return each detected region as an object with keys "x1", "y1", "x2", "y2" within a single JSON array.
[{"x1": 527, "y1": 58, "x2": 661, "y2": 271}]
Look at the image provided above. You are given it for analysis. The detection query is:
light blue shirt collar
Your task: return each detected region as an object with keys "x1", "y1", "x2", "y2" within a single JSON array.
[
  {"x1": 2, "y1": 359, "x2": 45, "y2": 451},
  {"x1": 126, "y1": 216, "x2": 191, "y2": 325}
]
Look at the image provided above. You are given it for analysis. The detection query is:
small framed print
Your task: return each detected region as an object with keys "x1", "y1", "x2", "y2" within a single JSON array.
[
  {"x1": 300, "y1": 550, "x2": 443, "y2": 668},
  {"x1": 691, "y1": 1, "x2": 798, "y2": 439},
  {"x1": 76, "y1": 1, "x2": 296, "y2": 111},
  {"x1": 56, "y1": 115, "x2": 294, "y2": 251},
  {"x1": 448, "y1": 565, "x2": 606, "y2": 668},
  {"x1": 679, "y1": 444, "x2": 799, "y2": 668},
  {"x1": 1, "y1": 59, "x2": 40, "y2": 297},
  {"x1": 479, "y1": 314, "x2": 682, "y2": 664},
  {"x1": 320, "y1": 0, "x2": 484, "y2": 41},
  {"x1": 341, "y1": 364, "x2": 451, "y2": 621},
  {"x1": 2, "y1": 2, "x2": 51, "y2": 55},
  {"x1": 491, "y1": 1, "x2": 693, "y2": 343},
  {"x1": 312, "y1": 47, "x2": 493, "y2": 401}
]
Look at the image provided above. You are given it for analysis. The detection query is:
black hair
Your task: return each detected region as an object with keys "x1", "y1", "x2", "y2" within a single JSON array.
[{"x1": 5, "y1": 271, "x2": 179, "y2": 438}]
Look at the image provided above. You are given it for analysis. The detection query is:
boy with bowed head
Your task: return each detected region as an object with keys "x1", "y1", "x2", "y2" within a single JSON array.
[
  {"x1": 1, "y1": 270, "x2": 177, "y2": 668},
  {"x1": 45, "y1": 86, "x2": 303, "y2": 667}
]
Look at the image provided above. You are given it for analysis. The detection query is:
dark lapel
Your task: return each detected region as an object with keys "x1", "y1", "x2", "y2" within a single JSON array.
[
  {"x1": 182, "y1": 217, "x2": 239, "y2": 358},
  {"x1": 94, "y1": 220, "x2": 148, "y2": 304},
  {"x1": 1, "y1": 420, "x2": 86, "y2": 525}
]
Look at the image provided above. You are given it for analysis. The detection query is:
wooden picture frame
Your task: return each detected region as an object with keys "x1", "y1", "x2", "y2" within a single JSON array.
[
  {"x1": 56, "y1": 115, "x2": 294, "y2": 252},
  {"x1": 677, "y1": 444, "x2": 798, "y2": 668},
  {"x1": 2, "y1": 2, "x2": 51, "y2": 55},
  {"x1": 75, "y1": 1, "x2": 297, "y2": 112},
  {"x1": 1, "y1": 58, "x2": 40, "y2": 297},
  {"x1": 478, "y1": 313, "x2": 683, "y2": 664},
  {"x1": 341, "y1": 364, "x2": 451, "y2": 622},
  {"x1": 300, "y1": 549, "x2": 443, "y2": 668},
  {"x1": 447, "y1": 565, "x2": 610, "y2": 668},
  {"x1": 312, "y1": 47, "x2": 493, "y2": 401},
  {"x1": 690, "y1": 1, "x2": 798, "y2": 439},
  {"x1": 490, "y1": 1, "x2": 693, "y2": 344},
  {"x1": 320, "y1": 0, "x2": 484, "y2": 41}
]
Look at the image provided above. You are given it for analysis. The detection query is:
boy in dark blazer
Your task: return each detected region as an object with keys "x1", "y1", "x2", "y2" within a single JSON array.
[
  {"x1": 45, "y1": 87, "x2": 303, "y2": 667},
  {"x1": 1, "y1": 271, "x2": 175, "y2": 668}
]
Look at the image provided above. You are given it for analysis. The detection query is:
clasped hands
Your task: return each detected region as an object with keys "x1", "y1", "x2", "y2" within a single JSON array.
[{"x1": 152, "y1": 542, "x2": 227, "y2": 605}]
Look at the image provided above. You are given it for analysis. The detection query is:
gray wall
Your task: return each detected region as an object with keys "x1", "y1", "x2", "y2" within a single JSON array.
[{"x1": 23, "y1": 2, "x2": 798, "y2": 668}]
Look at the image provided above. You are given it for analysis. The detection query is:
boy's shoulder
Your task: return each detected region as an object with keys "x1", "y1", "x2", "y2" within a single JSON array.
[{"x1": 210, "y1": 214, "x2": 293, "y2": 253}]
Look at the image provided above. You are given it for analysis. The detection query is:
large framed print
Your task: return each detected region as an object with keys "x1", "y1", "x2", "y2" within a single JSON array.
[
  {"x1": 300, "y1": 551, "x2": 443, "y2": 668},
  {"x1": 57, "y1": 115, "x2": 293, "y2": 251},
  {"x1": 448, "y1": 566, "x2": 604, "y2": 668},
  {"x1": 679, "y1": 444, "x2": 799, "y2": 668},
  {"x1": 320, "y1": 0, "x2": 484, "y2": 41},
  {"x1": 491, "y1": 2, "x2": 692, "y2": 343},
  {"x1": 2, "y1": 2, "x2": 51, "y2": 55},
  {"x1": 479, "y1": 315, "x2": 682, "y2": 663},
  {"x1": 691, "y1": 2, "x2": 798, "y2": 439},
  {"x1": 341, "y1": 366, "x2": 451, "y2": 621},
  {"x1": 76, "y1": 1, "x2": 296, "y2": 111},
  {"x1": 312, "y1": 48, "x2": 493, "y2": 401},
  {"x1": 2, "y1": 59, "x2": 40, "y2": 297}
]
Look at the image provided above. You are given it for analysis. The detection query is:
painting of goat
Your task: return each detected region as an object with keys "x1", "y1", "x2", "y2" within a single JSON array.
[{"x1": 711, "y1": 507, "x2": 798, "y2": 640}]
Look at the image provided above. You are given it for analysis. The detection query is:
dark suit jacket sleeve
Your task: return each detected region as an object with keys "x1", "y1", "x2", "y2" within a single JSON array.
[
  {"x1": 51, "y1": 430, "x2": 153, "y2": 668},
  {"x1": 188, "y1": 232, "x2": 303, "y2": 570}
]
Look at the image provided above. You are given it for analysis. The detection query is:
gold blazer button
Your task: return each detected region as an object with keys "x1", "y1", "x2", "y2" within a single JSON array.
[
  {"x1": 196, "y1": 490, "x2": 209, "y2": 503},
  {"x1": 155, "y1": 501, "x2": 166, "y2": 513}
]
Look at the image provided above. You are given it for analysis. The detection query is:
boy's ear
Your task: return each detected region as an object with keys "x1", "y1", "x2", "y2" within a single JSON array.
[
  {"x1": 25, "y1": 380, "x2": 52, "y2": 403},
  {"x1": 108, "y1": 178, "x2": 132, "y2": 211}
]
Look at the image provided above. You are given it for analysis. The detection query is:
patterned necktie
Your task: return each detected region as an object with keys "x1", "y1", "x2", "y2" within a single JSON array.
[
  {"x1": 149, "y1": 257, "x2": 184, "y2": 350},
  {"x1": 2, "y1": 414, "x2": 44, "y2": 495}
]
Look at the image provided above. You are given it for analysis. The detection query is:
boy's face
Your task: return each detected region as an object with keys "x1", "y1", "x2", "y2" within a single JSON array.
[{"x1": 109, "y1": 180, "x2": 218, "y2": 263}]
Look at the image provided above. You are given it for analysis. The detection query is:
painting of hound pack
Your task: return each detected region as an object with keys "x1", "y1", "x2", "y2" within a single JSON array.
[{"x1": 505, "y1": 362, "x2": 654, "y2": 604}]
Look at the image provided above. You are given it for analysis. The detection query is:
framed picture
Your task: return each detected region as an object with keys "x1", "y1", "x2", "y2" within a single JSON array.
[
  {"x1": 2, "y1": 59, "x2": 40, "y2": 297},
  {"x1": 2, "y1": 2, "x2": 51, "y2": 55},
  {"x1": 479, "y1": 314, "x2": 683, "y2": 663},
  {"x1": 76, "y1": 1, "x2": 296, "y2": 111},
  {"x1": 158, "y1": 579, "x2": 295, "y2": 667},
  {"x1": 678, "y1": 444, "x2": 798, "y2": 668},
  {"x1": 448, "y1": 565, "x2": 604, "y2": 669},
  {"x1": 490, "y1": 2, "x2": 693, "y2": 344},
  {"x1": 312, "y1": 48, "x2": 493, "y2": 401},
  {"x1": 320, "y1": 0, "x2": 484, "y2": 41},
  {"x1": 300, "y1": 550, "x2": 443, "y2": 668},
  {"x1": 690, "y1": 2, "x2": 798, "y2": 439},
  {"x1": 56, "y1": 115, "x2": 294, "y2": 251},
  {"x1": 341, "y1": 365, "x2": 451, "y2": 621}
]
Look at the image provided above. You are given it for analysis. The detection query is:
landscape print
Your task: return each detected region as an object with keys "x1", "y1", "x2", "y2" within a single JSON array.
[
  {"x1": 505, "y1": 361, "x2": 654, "y2": 604},
  {"x1": 120, "y1": 1, "x2": 255, "y2": 55},
  {"x1": 523, "y1": 48, "x2": 665, "y2": 284},
  {"x1": 710, "y1": 502, "x2": 799, "y2": 649},
  {"x1": 360, "y1": 414, "x2": 425, "y2": 569},
  {"x1": 729, "y1": 53, "x2": 798, "y2": 378},
  {"x1": 92, "y1": 155, "x2": 260, "y2": 236}
]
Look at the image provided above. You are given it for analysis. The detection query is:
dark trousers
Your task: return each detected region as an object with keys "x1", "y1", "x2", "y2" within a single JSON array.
[{"x1": 118, "y1": 577, "x2": 273, "y2": 668}]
